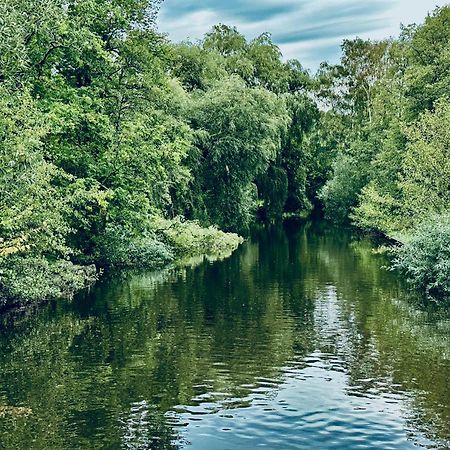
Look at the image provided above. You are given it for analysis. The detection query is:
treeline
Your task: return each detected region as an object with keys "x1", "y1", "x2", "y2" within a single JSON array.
[
  {"x1": 318, "y1": 6, "x2": 450, "y2": 299},
  {"x1": 0, "y1": 0, "x2": 322, "y2": 307},
  {"x1": 1, "y1": 0, "x2": 449, "y2": 307}
]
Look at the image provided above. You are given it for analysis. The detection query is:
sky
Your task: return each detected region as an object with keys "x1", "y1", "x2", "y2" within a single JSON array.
[{"x1": 158, "y1": 0, "x2": 447, "y2": 71}]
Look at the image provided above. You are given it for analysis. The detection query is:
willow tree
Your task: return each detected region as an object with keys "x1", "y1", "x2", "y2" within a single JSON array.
[{"x1": 189, "y1": 76, "x2": 288, "y2": 230}]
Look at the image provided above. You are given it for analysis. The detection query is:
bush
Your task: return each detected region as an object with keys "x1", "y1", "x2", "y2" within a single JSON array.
[
  {"x1": 392, "y1": 215, "x2": 450, "y2": 299},
  {"x1": 155, "y1": 218, "x2": 244, "y2": 258},
  {"x1": 0, "y1": 256, "x2": 97, "y2": 308},
  {"x1": 93, "y1": 219, "x2": 243, "y2": 269},
  {"x1": 94, "y1": 224, "x2": 174, "y2": 269}
]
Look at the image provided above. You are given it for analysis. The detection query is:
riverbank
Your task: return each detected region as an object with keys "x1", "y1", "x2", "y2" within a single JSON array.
[
  {"x1": 310, "y1": 212, "x2": 450, "y2": 304},
  {"x1": 0, "y1": 219, "x2": 243, "y2": 313}
]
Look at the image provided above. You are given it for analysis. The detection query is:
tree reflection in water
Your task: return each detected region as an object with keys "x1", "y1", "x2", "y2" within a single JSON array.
[{"x1": 0, "y1": 220, "x2": 449, "y2": 449}]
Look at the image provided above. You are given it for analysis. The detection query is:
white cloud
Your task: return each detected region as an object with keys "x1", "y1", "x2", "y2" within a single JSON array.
[
  {"x1": 158, "y1": 0, "x2": 448, "y2": 71},
  {"x1": 163, "y1": 9, "x2": 221, "y2": 42}
]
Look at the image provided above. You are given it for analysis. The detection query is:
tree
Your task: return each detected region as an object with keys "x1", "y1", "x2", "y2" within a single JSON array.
[
  {"x1": 189, "y1": 76, "x2": 288, "y2": 230},
  {"x1": 401, "y1": 99, "x2": 450, "y2": 219},
  {"x1": 405, "y1": 6, "x2": 450, "y2": 116}
]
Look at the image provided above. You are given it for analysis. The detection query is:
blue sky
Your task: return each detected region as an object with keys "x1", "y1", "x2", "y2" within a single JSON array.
[{"x1": 158, "y1": 0, "x2": 446, "y2": 71}]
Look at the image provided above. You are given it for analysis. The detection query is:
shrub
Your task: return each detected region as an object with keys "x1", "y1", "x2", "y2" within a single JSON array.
[
  {"x1": 0, "y1": 256, "x2": 97, "y2": 308},
  {"x1": 155, "y1": 218, "x2": 244, "y2": 257},
  {"x1": 392, "y1": 215, "x2": 450, "y2": 299},
  {"x1": 93, "y1": 219, "x2": 243, "y2": 269},
  {"x1": 94, "y1": 224, "x2": 174, "y2": 269}
]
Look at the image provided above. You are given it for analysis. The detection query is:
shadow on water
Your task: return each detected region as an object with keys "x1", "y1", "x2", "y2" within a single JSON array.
[{"x1": 0, "y1": 219, "x2": 449, "y2": 449}]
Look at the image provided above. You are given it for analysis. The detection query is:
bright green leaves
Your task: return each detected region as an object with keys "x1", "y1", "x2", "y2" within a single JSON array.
[
  {"x1": 0, "y1": 0, "x2": 68, "y2": 85},
  {"x1": 0, "y1": 0, "x2": 197, "y2": 305},
  {"x1": 169, "y1": 25, "x2": 319, "y2": 226},
  {"x1": 392, "y1": 215, "x2": 450, "y2": 297},
  {"x1": 405, "y1": 6, "x2": 450, "y2": 115},
  {"x1": 401, "y1": 99, "x2": 450, "y2": 218},
  {"x1": 355, "y1": 99, "x2": 450, "y2": 234},
  {"x1": 11, "y1": 0, "x2": 450, "y2": 303},
  {"x1": 203, "y1": 24, "x2": 247, "y2": 57},
  {"x1": 320, "y1": 7, "x2": 450, "y2": 230},
  {"x1": 0, "y1": 87, "x2": 70, "y2": 258}
]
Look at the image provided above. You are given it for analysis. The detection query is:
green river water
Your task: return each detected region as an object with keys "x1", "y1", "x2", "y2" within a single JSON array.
[{"x1": 0, "y1": 219, "x2": 449, "y2": 449}]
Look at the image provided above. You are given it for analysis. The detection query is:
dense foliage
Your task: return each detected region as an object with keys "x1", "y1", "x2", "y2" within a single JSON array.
[
  {"x1": 0, "y1": 2, "x2": 318, "y2": 307},
  {"x1": 392, "y1": 215, "x2": 450, "y2": 298},
  {"x1": 318, "y1": 6, "x2": 450, "y2": 299},
  {"x1": 1, "y1": 1, "x2": 449, "y2": 304}
]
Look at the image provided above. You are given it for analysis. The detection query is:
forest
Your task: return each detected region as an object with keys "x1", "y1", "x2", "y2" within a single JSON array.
[{"x1": 1, "y1": 0, "x2": 450, "y2": 308}]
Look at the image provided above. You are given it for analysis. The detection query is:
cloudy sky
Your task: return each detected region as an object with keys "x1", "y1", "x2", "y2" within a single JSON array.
[{"x1": 158, "y1": 0, "x2": 446, "y2": 71}]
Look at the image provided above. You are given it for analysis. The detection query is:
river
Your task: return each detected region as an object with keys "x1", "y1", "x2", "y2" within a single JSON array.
[{"x1": 0, "y1": 219, "x2": 449, "y2": 449}]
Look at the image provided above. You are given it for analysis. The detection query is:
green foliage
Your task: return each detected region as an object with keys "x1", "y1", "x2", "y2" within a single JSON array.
[
  {"x1": 0, "y1": 256, "x2": 97, "y2": 308},
  {"x1": 189, "y1": 76, "x2": 288, "y2": 230},
  {"x1": 401, "y1": 99, "x2": 450, "y2": 218},
  {"x1": 257, "y1": 165, "x2": 289, "y2": 219},
  {"x1": 317, "y1": 39, "x2": 398, "y2": 222},
  {"x1": 302, "y1": 112, "x2": 343, "y2": 204},
  {"x1": 353, "y1": 95, "x2": 450, "y2": 235},
  {"x1": 319, "y1": 135, "x2": 376, "y2": 223},
  {"x1": 1, "y1": 1, "x2": 261, "y2": 307},
  {"x1": 203, "y1": 24, "x2": 248, "y2": 57},
  {"x1": 170, "y1": 43, "x2": 226, "y2": 91},
  {"x1": 0, "y1": 88, "x2": 71, "y2": 258},
  {"x1": 93, "y1": 224, "x2": 174, "y2": 269},
  {"x1": 392, "y1": 215, "x2": 450, "y2": 298},
  {"x1": 174, "y1": 27, "x2": 318, "y2": 224},
  {"x1": 3, "y1": 0, "x2": 448, "y2": 304},
  {"x1": 281, "y1": 95, "x2": 319, "y2": 213},
  {"x1": 156, "y1": 218, "x2": 244, "y2": 258},
  {"x1": 316, "y1": 6, "x2": 450, "y2": 299},
  {"x1": 404, "y1": 6, "x2": 450, "y2": 115},
  {"x1": 351, "y1": 184, "x2": 405, "y2": 233}
]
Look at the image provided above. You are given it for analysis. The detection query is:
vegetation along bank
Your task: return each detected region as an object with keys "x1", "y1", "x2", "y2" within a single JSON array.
[{"x1": 1, "y1": 1, "x2": 450, "y2": 308}]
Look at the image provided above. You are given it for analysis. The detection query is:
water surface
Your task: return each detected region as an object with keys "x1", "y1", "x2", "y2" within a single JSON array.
[{"x1": 1, "y1": 220, "x2": 449, "y2": 449}]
